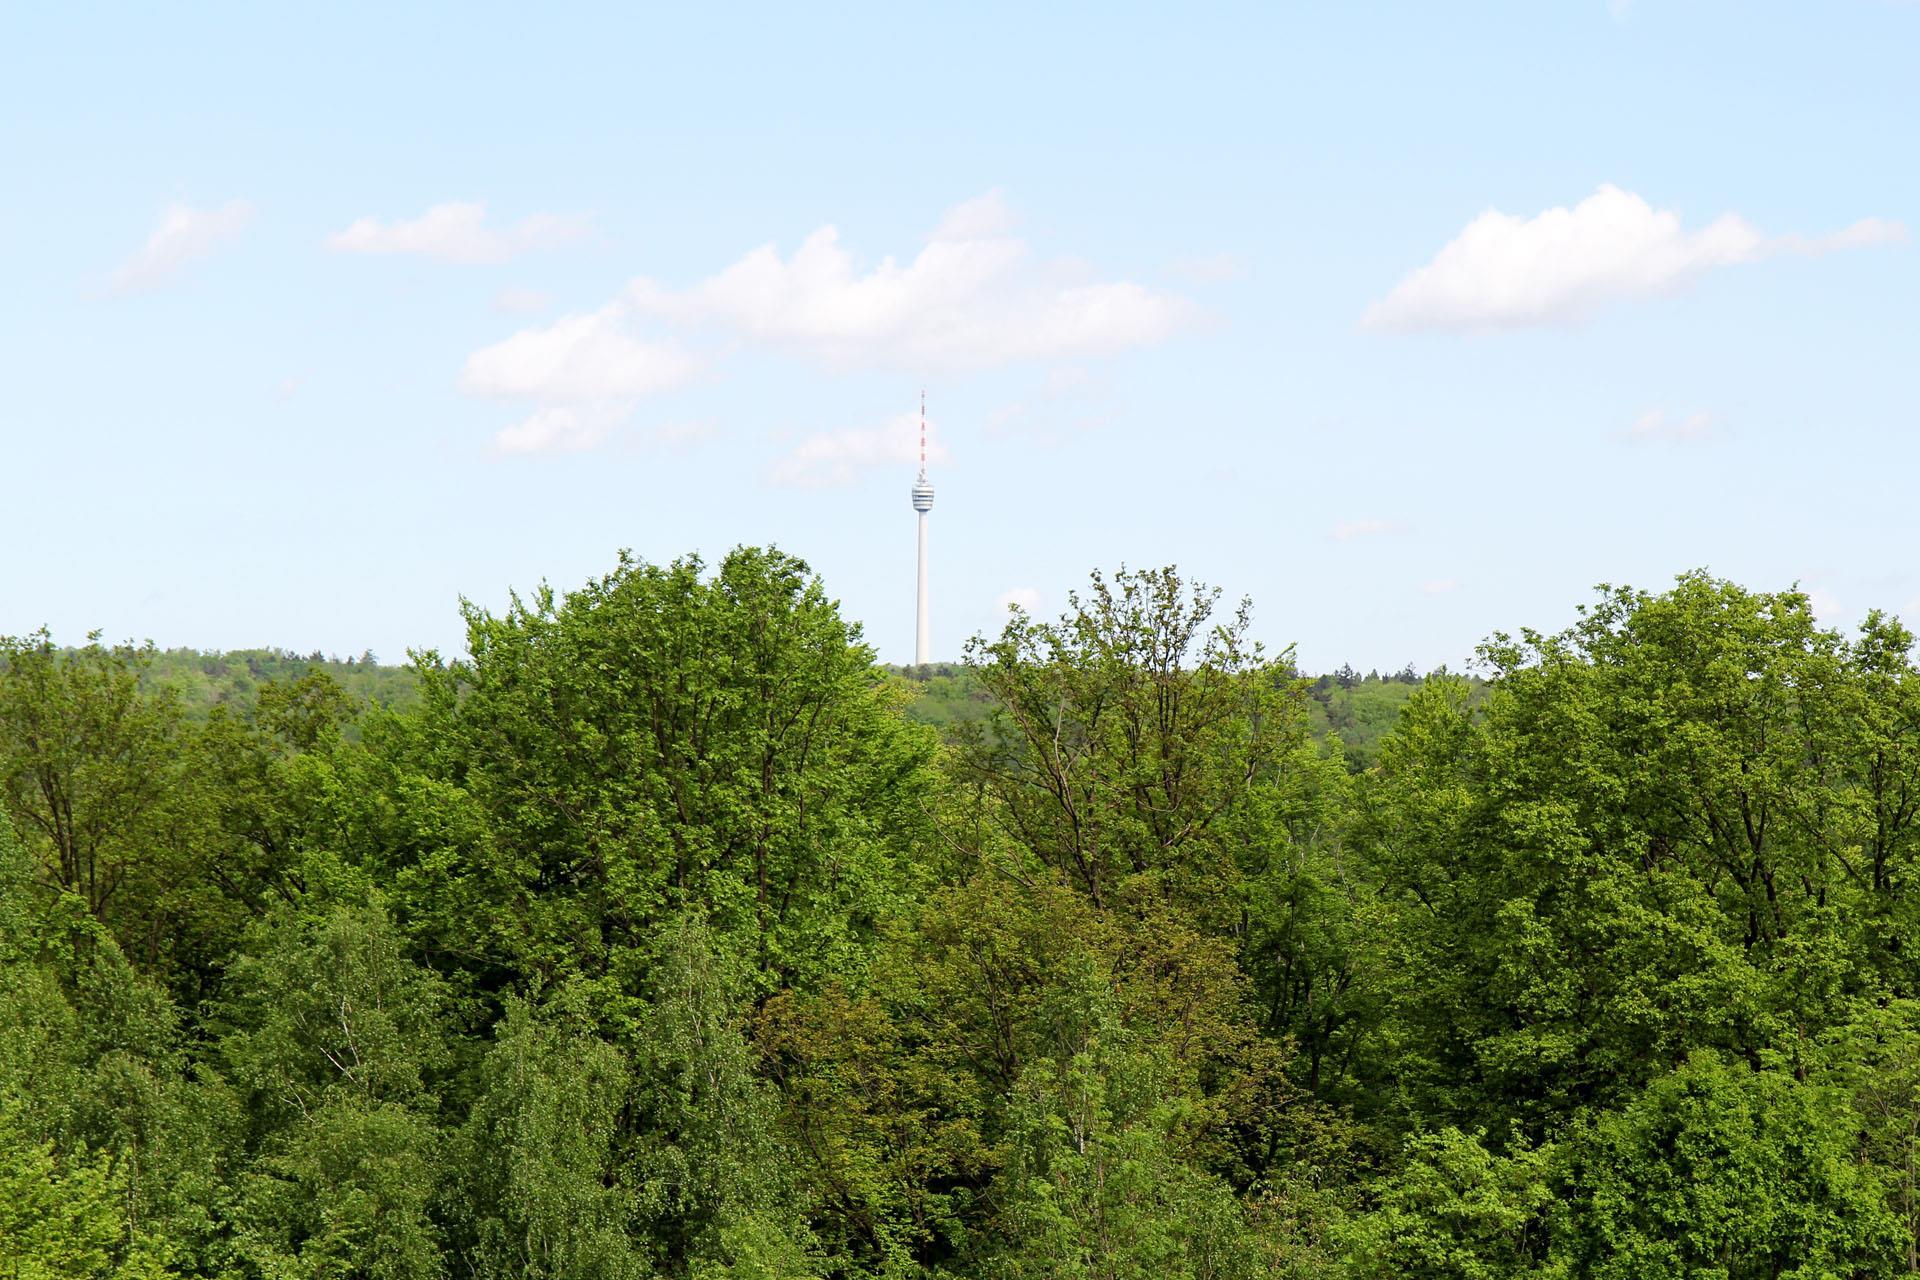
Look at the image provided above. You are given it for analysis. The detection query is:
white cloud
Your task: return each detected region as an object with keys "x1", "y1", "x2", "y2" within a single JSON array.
[
  {"x1": 1365, "y1": 184, "x2": 1904, "y2": 332},
  {"x1": 461, "y1": 193, "x2": 1178, "y2": 458},
  {"x1": 461, "y1": 306, "x2": 695, "y2": 401},
  {"x1": 1776, "y1": 217, "x2": 1906, "y2": 254},
  {"x1": 1332, "y1": 518, "x2": 1400, "y2": 542},
  {"x1": 493, "y1": 406, "x2": 609, "y2": 455},
  {"x1": 1420, "y1": 578, "x2": 1463, "y2": 596},
  {"x1": 110, "y1": 199, "x2": 254, "y2": 292},
  {"x1": 465, "y1": 308, "x2": 695, "y2": 455},
  {"x1": 1625, "y1": 407, "x2": 1714, "y2": 443},
  {"x1": 625, "y1": 192, "x2": 1195, "y2": 367},
  {"x1": 995, "y1": 586, "x2": 1042, "y2": 614},
  {"x1": 769, "y1": 413, "x2": 951, "y2": 489},
  {"x1": 930, "y1": 188, "x2": 1016, "y2": 241},
  {"x1": 328, "y1": 201, "x2": 589, "y2": 264},
  {"x1": 494, "y1": 410, "x2": 718, "y2": 458}
]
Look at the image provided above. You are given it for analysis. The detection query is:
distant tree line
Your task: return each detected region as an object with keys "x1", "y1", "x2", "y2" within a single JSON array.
[{"x1": 895, "y1": 654, "x2": 1444, "y2": 771}]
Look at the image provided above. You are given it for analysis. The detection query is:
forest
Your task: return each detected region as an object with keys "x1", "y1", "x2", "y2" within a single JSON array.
[{"x1": 4, "y1": 547, "x2": 1919, "y2": 1279}]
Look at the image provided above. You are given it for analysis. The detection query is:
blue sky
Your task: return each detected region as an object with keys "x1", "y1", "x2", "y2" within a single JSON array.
[{"x1": 4, "y1": 2, "x2": 1916, "y2": 671}]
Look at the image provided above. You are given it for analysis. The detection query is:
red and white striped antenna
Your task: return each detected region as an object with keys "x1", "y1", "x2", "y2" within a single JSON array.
[{"x1": 910, "y1": 394, "x2": 935, "y2": 514}]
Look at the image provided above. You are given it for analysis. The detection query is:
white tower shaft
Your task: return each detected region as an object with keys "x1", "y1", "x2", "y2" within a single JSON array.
[
  {"x1": 910, "y1": 391, "x2": 935, "y2": 665},
  {"x1": 916, "y1": 509, "x2": 930, "y2": 664}
]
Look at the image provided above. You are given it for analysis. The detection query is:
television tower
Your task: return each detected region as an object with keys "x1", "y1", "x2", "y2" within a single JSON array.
[{"x1": 911, "y1": 391, "x2": 935, "y2": 665}]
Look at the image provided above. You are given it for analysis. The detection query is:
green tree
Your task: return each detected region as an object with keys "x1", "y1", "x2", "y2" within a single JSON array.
[
  {"x1": 949, "y1": 567, "x2": 1354, "y2": 1182},
  {"x1": 0, "y1": 1106, "x2": 178, "y2": 1280},
  {"x1": 1338, "y1": 1128, "x2": 1555, "y2": 1280},
  {"x1": 1818, "y1": 999, "x2": 1920, "y2": 1270},
  {"x1": 952, "y1": 566, "x2": 1306, "y2": 920},
  {"x1": 978, "y1": 1006, "x2": 1268, "y2": 1280},
  {"x1": 1556, "y1": 1052, "x2": 1902, "y2": 1278},
  {"x1": 219, "y1": 901, "x2": 449, "y2": 1280},
  {"x1": 0, "y1": 632, "x2": 211, "y2": 977},
  {"x1": 0, "y1": 814, "x2": 237, "y2": 1270},
  {"x1": 393, "y1": 547, "x2": 936, "y2": 999},
  {"x1": 629, "y1": 913, "x2": 820, "y2": 1277},
  {"x1": 1352, "y1": 575, "x2": 1920, "y2": 1135},
  {"x1": 449, "y1": 993, "x2": 644, "y2": 1280}
]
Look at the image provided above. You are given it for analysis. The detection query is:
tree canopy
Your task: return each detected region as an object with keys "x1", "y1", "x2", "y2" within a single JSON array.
[{"x1": 3, "y1": 555, "x2": 1917, "y2": 1277}]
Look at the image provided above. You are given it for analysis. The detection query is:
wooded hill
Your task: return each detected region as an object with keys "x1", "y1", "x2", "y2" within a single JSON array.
[
  {"x1": 2, "y1": 551, "x2": 1917, "y2": 1278},
  {"x1": 891, "y1": 660, "x2": 1436, "y2": 770},
  {"x1": 140, "y1": 646, "x2": 1431, "y2": 766}
]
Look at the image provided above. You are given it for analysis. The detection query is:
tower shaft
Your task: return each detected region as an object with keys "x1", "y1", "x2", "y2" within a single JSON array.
[
  {"x1": 916, "y1": 509, "x2": 930, "y2": 665},
  {"x1": 910, "y1": 391, "x2": 935, "y2": 666}
]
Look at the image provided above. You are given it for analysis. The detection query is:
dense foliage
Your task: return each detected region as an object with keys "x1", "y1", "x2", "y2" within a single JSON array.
[
  {"x1": 3, "y1": 552, "x2": 1918, "y2": 1277},
  {"x1": 893, "y1": 655, "x2": 1439, "y2": 770},
  {"x1": 144, "y1": 647, "x2": 418, "y2": 719}
]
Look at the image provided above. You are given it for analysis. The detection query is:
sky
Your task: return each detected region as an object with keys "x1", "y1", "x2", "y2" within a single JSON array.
[{"x1": 4, "y1": 2, "x2": 1917, "y2": 673}]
